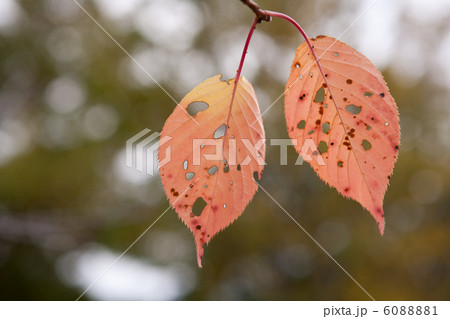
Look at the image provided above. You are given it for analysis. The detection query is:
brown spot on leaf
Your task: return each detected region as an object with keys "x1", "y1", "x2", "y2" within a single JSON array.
[
  {"x1": 348, "y1": 128, "x2": 355, "y2": 138},
  {"x1": 346, "y1": 79, "x2": 353, "y2": 84}
]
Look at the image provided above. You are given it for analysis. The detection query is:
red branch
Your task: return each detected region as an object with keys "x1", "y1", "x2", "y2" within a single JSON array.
[{"x1": 240, "y1": 0, "x2": 271, "y2": 23}]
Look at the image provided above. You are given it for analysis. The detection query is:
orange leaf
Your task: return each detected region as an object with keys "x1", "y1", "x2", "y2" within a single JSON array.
[
  {"x1": 159, "y1": 75, "x2": 265, "y2": 267},
  {"x1": 284, "y1": 35, "x2": 400, "y2": 234}
]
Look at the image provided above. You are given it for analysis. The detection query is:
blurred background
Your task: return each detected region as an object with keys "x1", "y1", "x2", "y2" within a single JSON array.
[{"x1": 0, "y1": 0, "x2": 449, "y2": 300}]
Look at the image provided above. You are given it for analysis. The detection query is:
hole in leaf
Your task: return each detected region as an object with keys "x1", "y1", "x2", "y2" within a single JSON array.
[
  {"x1": 223, "y1": 204, "x2": 227, "y2": 208},
  {"x1": 183, "y1": 160, "x2": 188, "y2": 170},
  {"x1": 295, "y1": 63, "x2": 300, "y2": 68},
  {"x1": 213, "y1": 124, "x2": 226, "y2": 139},
  {"x1": 362, "y1": 139, "x2": 372, "y2": 151},
  {"x1": 366, "y1": 125, "x2": 372, "y2": 130},
  {"x1": 237, "y1": 164, "x2": 241, "y2": 171},
  {"x1": 253, "y1": 171, "x2": 260, "y2": 181},
  {"x1": 192, "y1": 197, "x2": 207, "y2": 216},
  {"x1": 307, "y1": 129, "x2": 315, "y2": 135},
  {"x1": 322, "y1": 122, "x2": 330, "y2": 134},
  {"x1": 185, "y1": 172, "x2": 195, "y2": 180},
  {"x1": 314, "y1": 87, "x2": 325, "y2": 103},
  {"x1": 318, "y1": 141, "x2": 328, "y2": 154},
  {"x1": 333, "y1": 52, "x2": 339, "y2": 57},
  {"x1": 187, "y1": 101, "x2": 208, "y2": 116},
  {"x1": 338, "y1": 161, "x2": 344, "y2": 167},
  {"x1": 364, "y1": 91, "x2": 373, "y2": 97},
  {"x1": 208, "y1": 165, "x2": 218, "y2": 175},
  {"x1": 345, "y1": 104, "x2": 361, "y2": 115},
  {"x1": 297, "y1": 120, "x2": 306, "y2": 129},
  {"x1": 223, "y1": 165, "x2": 229, "y2": 173}
]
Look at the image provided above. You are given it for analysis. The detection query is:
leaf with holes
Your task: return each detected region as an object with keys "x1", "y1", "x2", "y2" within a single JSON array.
[
  {"x1": 285, "y1": 35, "x2": 400, "y2": 234},
  {"x1": 159, "y1": 75, "x2": 265, "y2": 267}
]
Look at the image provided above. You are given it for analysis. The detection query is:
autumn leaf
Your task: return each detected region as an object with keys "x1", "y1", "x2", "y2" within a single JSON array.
[
  {"x1": 159, "y1": 75, "x2": 265, "y2": 267},
  {"x1": 284, "y1": 35, "x2": 400, "y2": 234}
]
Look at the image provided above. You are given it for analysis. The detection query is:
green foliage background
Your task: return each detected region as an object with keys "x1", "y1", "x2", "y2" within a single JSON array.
[{"x1": 0, "y1": 0, "x2": 449, "y2": 300}]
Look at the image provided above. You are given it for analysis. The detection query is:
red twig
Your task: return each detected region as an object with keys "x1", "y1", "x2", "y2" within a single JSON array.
[
  {"x1": 265, "y1": 10, "x2": 327, "y2": 81},
  {"x1": 240, "y1": 0, "x2": 271, "y2": 23},
  {"x1": 265, "y1": 10, "x2": 337, "y2": 125},
  {"x1": 224, "y1": 17, "x2": 259, "y2": 144}
]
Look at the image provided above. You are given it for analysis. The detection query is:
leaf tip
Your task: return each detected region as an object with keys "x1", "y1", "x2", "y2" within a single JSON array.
[
  {"x1": 378, "y1": 220, "x2": 385, "y2": 236},
  {"x1": 376, "y1": 211, "x2": 385, "y2": 235},
  {"x1": 196, "y1": 242, "x2": 204, "y2": 268}
]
